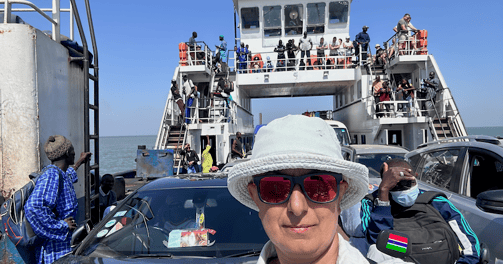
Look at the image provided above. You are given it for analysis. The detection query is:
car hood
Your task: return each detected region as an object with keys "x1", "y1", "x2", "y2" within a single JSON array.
[{"x1": 55, "y1": 255, "x2": 259, "y2": 264}]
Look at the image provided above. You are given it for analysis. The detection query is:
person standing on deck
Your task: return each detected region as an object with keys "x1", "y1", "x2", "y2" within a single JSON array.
[
  {"x1": 217, "y1": 35, "x2": 227, "y2": 63},
  {"x1": 393, "y1": 14, "x2": 418, "y2": 55},
  {"x1": 274, "y1": 40, "x2": 286, "y2": 71},
  {"x1": 424, "y1": 71, "x2": 441, "y2": 117},
  {"x1": 182, "y1": 75, "x2": 198, "y2": 123},
  {"x1": 24, "y1": 135, "x2": 91, "y2": 264},
  {"x1": 397, "y1": 78, "x2": 416, "y2": 117},
  {"x1": 171, "y1": 80, "x2": 185, "y2": 124},
  {"x1": 188, "y1": 31, "x2": 198, "y2": 64},
  {"x1": 373, "y1": 76, "x2": 384, "y2": 117},
  {"x1": 316, "y1": 37, "x2": 328, "y2": 69},
  {"x1": 355, "y1": 25, "x2": 370, "y2": 63},
  {"x1": 237, "y1": 43, "x2": 248, "y2": 74},
  {"x1": 231, "y1": 132, "x2": 243, "y2": 160},
  {"x1": 343, "y1": 37, "x2": 354, "y2": 67},
  {"x1": 202, "y1": 135, "x2": 213, "y2": 173},
  {"x1": 298, "y1": 31, "x2": 313, "y2": 70}
]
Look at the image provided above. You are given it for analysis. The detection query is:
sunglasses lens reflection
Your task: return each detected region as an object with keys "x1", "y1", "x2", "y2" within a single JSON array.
[{"x1": 259, "y1": 177, "x2": 291, "y2": 203}]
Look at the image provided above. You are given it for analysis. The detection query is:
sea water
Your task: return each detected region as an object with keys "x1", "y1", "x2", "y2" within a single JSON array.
[
  {"x1": 98, "y1": 135, "x2": 156, "y2": 175},
  {"x1": 98, "y1": 127, "x2": 502, "y2": 175}
]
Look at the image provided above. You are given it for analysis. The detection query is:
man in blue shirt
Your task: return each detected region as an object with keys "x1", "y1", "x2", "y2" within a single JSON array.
[
  {"x1": 355, "y1": 25, "x2": 370, "y2": 63},
  {"x1": 25, "y1": 135, "x2": 91, "y2": 264},
  {"x1": 236, "y1": 42, "x2": 248, "y2": 74}
]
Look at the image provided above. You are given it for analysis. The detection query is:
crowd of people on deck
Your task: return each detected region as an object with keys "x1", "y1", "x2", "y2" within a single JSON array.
[
  {"x1": 373, "y1": 71, "x2": 441, "y2": 118},
  {"x1": 182, "y1": 13, "x2": 425, "y2": 74}
]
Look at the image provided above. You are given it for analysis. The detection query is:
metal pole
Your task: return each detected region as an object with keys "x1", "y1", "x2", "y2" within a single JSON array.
[
  {"x1": 4, "y1": 0, "x2": 11, "y2": 24},
  {"x1": 234, "y1": 10, "x2": 238, "y2": 48},
  {"x1": 52, "y1": 0, "x2": 60, "y2": 42},
  {"x1": 69, "y1": 1, "x2": 74, "y2": 40}
]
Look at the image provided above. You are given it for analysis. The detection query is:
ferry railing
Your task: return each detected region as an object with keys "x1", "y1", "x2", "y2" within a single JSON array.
[
  {"x1": 1, "y1": 0, "x2": 75, "y2": 42},
  {"x1": 180, "y1": 41, "x2": 214, "y2": 70},
  {"x1": 227, "y1": 48, "x2": 236, "y2": 72},
  {"x1": 235, "y1": 50, "x2": 358, "y2": 73},
  {"x1": 185, "y1": 97, "x2": 233, "y2": 124},
  {"x1": 384, "y1": 31, "x2": 429, "y2": 61}
]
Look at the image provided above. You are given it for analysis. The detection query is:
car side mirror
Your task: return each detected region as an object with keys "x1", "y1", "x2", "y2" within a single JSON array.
[
  {"x1": 476, "y1": 190, "x2": 503, "y2": 215},
  {"x1": 71, "y1": 219, "x2": 93, "y2": 248}
]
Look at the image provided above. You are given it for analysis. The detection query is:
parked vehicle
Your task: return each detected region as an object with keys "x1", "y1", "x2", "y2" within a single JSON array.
[
  {"x1": 406, "y1": 135, "x2": 503, "y2": 262},
  {"x1": 326, "y1": 120, "x2": 351, "y2": 146},
  {"x1": 57, "y1": 173, "x2": 268, "y2": 263},
  {"x1": 341, "y1": 144, "x2": 409, "y2": 178}
]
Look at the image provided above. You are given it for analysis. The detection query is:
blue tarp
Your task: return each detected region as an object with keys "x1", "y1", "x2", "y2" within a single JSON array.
[{"x1": 254, "y1": 124, "x2": 267, "y2": 135}]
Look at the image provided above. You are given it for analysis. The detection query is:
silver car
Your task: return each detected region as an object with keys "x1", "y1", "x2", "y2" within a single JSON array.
[
  {"x1": 406, "y1": 135, "x2": 503, "y2": 263},
  {"x1": 341, "y1": 144, "x2": 410, "y2": 178}
]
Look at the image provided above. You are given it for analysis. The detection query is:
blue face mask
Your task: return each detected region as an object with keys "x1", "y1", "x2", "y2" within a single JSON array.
[{"x1": 390, "y1": 184, "x2": 419, "y2": 207}]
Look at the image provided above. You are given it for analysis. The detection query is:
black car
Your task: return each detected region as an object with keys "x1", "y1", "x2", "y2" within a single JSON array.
[
  {"x1": 406, "y1": 135, "x2": 503, "y2": 262},
  {"x1": 56, "y1": 173, "x2": 269, "y2": 263}
]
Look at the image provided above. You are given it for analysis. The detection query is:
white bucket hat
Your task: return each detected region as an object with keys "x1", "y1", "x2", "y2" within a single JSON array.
[{"x1": 227, "y1": 115, "x2": 369, "y2": 211}]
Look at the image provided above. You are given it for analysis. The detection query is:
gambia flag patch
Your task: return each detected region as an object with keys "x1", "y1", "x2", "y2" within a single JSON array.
[{"x1": 386, "y1": 233, "x2": 408, "y2": 253}]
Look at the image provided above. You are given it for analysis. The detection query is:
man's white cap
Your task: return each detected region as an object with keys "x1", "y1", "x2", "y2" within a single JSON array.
[{"x1": 227, "y1": 115, "x2": 369, "y2": 211}]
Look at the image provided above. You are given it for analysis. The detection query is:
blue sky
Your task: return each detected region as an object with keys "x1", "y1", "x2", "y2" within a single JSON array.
[{"x1": 13, "y1": 0, "x2": 503, "y2": 136}]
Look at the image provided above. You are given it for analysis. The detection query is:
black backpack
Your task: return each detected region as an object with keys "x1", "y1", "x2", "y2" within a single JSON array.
[
  {"x1": 0, "y1": 166, "x2": 63, "y2": 264},
  {"x1": 366, "y1": 191, "x2": 460, "y2": 264}
]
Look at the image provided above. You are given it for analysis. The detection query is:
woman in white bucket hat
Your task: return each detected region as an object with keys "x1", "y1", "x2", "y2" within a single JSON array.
[{"x1": 228, "y1": 115, "x2": 370, "y2": 264}]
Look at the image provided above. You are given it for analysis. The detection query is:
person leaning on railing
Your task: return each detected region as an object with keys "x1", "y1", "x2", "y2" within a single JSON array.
[
  {"x1": 393, "y1": 13, "x2": 418, "y2": 55},
  {"x1": 379, "y1": 82, "x2": 392, "y2": 117},
  {"x1": 397, "y1": 78, "x2": 416, "y2": 116},
  {"x1": 274, "y1": 40, "x2": 286, "y2": 72}
]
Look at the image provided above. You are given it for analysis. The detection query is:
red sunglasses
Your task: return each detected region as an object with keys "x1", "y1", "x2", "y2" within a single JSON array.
[{"x1": 252, "y1": 172, "x2": 343, "y2": 204}]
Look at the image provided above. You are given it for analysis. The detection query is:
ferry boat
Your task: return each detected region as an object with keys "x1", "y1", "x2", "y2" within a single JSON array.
[{"x1": 154, "y1": 0, "x2": 467, "y2": 171}]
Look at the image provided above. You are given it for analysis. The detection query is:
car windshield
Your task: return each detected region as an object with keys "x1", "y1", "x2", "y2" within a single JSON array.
[
  {"x1": 356, "y1": 153, "x2": 406, "y2": 178},
  {"x1": 79, "y1": 187, "x2": 268, "y2": 258},
  {"x1": 333, "y1": 128, "x2": 350, "y2": 146}
]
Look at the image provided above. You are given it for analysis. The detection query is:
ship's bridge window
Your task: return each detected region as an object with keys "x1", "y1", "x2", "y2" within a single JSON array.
[
  {"x1": 284, "y1": 4, "x2": 303, "y2": 36},
  {"x1": 263, "y1": 6, "x2": 282, "y2": 37},
  {"x1": 307, "y1": 3, "x2": 326, "y2": 34},
  {"x1": 329, "y1": 1, "x2": 349, "y2": 24},
  {"x1": 241, "y1": 7, "x2": 260, "y2": 29}
]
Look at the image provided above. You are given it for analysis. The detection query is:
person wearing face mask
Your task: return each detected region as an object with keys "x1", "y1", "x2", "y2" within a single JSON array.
[{"x1": 361, "y1": 159, "x2": 480, "y2": 264}]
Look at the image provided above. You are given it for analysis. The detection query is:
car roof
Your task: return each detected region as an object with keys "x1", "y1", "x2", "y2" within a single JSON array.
[
  {"x1": 344, "y1": 144, "x2": 409, "y2": 154},
  {"x1": 408, "y1": 136, "x2": 503, "y2": 157},
  {"x1": 138, "y1": 174, "x2": 228, "y2": 192},
  {"x1": 325, "y1": 120, "x2": 348, "y2": 128},
  {"x1": 417, "y1": 135, "x2": 502, "y2": 149}
]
